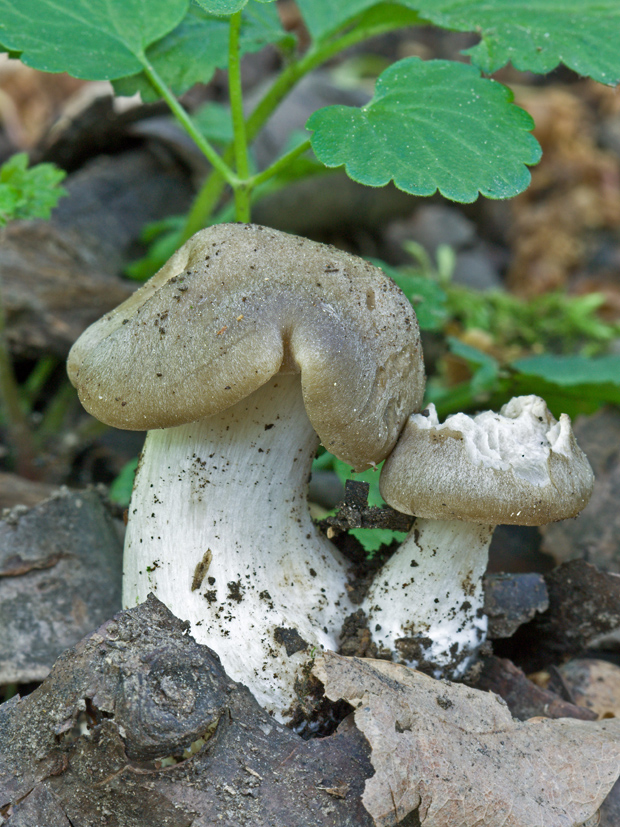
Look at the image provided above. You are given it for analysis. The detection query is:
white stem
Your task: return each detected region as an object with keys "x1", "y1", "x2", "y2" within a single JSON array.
[
  {"x1": 122, "y1": 374, "x2": 354, "y2": 719},
  {"x1": 362, "y1": 518, "x2": 492, "y2": 678}
]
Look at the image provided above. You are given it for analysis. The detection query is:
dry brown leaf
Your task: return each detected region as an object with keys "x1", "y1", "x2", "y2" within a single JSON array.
[
  {"x1": 313, "y1": 652, "x2": 620, "y2": 827},
  {"x1": 559, "y1": 659, "x2": 620, "y2": 720}
]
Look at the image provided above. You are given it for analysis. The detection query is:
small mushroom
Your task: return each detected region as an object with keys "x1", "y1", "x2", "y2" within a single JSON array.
[
  {"x1": 67, "y1": 223, "x2": 425, "y2": 719},
  {"x1": 361, "y1": 395, "x2": 594, "y2": 678}
]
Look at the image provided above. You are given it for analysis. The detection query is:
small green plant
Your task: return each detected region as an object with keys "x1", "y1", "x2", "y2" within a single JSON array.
[
  {"x1": 1, "y1": 0, "x2": 619, "y2": 270},
  {"x1": 0, "y1": 154, "x2": 66, "y2": 477},
  {"x1": 0, "y1": 153, "x2": 66, "y2": 226},
  {"x1": 373, "y1": 245, "x2": 620, "y2": 415}
]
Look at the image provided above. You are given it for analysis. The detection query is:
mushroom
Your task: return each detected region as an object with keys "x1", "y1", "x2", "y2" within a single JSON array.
[
  {"x1": 361, "y1": 395, "x2": 594, "y2": 678},
  {"x1": 67, "y1": 223, "x2": 425, "y2": 719}
]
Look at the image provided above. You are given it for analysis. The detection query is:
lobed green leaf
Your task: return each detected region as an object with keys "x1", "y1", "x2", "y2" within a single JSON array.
[
  {"x1": 512, "y1": 353, "x2": 620, "y2": 389},
  {"x1": 194, "y1": 102, "x2": 235, "y2": 144},
  {"x1": 195, "y1": 0, "x2": 248, "y2": 12},
  {"x1": 0, "y1": 0, "x2": 188, "y2": 80},
  {"x1": 307, "y1": 58, "x2": 541, "y2": 203},
  {"x1": 194, "y1": 0, "x2": 276, "y2": 12},
  {"x1": 297, "y1": 0, "x2": 620, "y2": 85},
  {"x1": 414, "y1": 0, "x2": 620, "y2": 86},
  {"x1": 296, "y1": 0, "x2": 395, "y2": 40},
  {"x1": 114, "y1": 1, "x2": 291, "y2": 101}
]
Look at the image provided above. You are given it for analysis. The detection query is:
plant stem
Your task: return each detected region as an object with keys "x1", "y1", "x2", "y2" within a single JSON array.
[
  {"x1": 183, "y1": 167, "x2": 229, "y2": 241},
  {"x1": 228, "y1": 10, "x2": 251, "y2": 222},
  {"x1": 35, "y1": 380, "x2": 80, "y2": 445},
  {"x1": 181, "y1": 16, "x2": 419, "y2": 239},
  {"x1": 140, "y1": 55, "x2": 239, "y2": 189},
  {"x1": 246, "y1": 138, "x2": 312, "y2": 190},
  {"x1": 21, "y1": 355, "x2": 57, "y2": 408}
]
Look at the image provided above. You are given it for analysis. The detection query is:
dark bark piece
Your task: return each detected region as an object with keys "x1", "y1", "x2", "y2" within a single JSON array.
[
  {"x1": 487, "y1": 523, "x2": 551, "y2": 575},
  {"x1": 541, "y1": 407, "x2": 620, "y2": 573},
  {"x1": 495, "y1": 560, "x2": 620, "y2": 672},
  {"x1": 484, "y1": 573, "x2": 549, "y2": 639},
  {"x1": 323, "y1": 480, "x2": 412, "y2": 535},
  {"x1": 35, "y1": 94, "x2": 169, "y2": 173},
  {"x1": 600, "y1": 777, "x2": 620, "y2": 827},
  {"x1": 0, "y1": 472, "x2": 57, "y2": 510},
  {"x1": 0, "y1": 487, "x2": 122, "y2": 683},
  {"x1": 503, "y1": 560, "x2": 620, "y2": 672},
  {"x1": 4, "y1": 785, "x2": 72, "y2": 827},
  {"x1": 469, "y1": 655, "x2": 598, "y2": 721},
  {"x1": 2, "y1": 146, "x2": 194, "y2": 359},
  {"x1": 0, "y1": 596, "x2": 374, "y2": 827}
]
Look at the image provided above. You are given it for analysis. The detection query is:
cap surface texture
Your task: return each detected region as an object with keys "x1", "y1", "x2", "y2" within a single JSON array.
[{"x1": 68, "y1": 224, "x2": 425, "y2": 469}]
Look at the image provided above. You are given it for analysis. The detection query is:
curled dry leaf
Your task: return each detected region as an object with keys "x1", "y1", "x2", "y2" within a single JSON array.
[{"x1": 313, "y1": 652, "x2": 620, "y2": 827}]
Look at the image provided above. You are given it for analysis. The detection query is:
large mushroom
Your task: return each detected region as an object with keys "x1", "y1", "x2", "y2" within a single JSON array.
[
  {"x1": 361, "y1": 395, "x2": 594, "y2": 678},
  {"x1": 67, "y1": 223, "x2": 425, "y2": 719}
]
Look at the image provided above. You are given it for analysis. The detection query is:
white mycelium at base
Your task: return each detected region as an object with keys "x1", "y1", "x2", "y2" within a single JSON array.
[
  {"x1": 362, "y1": 518, "x2": 491, "y2": 677},
  {"x1": 122, "y1": 374, "x2": 354, "y2": 719}
]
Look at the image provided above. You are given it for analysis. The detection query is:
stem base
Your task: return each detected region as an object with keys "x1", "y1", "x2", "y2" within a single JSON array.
[{"x1": 363, "y1": 518, "x2": 491, "y2": 678}]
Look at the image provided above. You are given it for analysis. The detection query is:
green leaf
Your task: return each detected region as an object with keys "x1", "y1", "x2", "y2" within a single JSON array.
[
  {"x1": 109, "y1": 457, "x2": 139, "y2": 506},
  {"x1": 295, "y1": 0, "x2": 373, "y2": 38},
  {"x1": 448, "y1": 337, "x2": 500, "y2": 397},
  {"x1": 239, "y1": 2, "x2": 292, "y2": 55},
  {"x1": 296, "y1": 0, "x2": 423, "y2": 41},
  {"x1": 307, "y1": 58, "x2": 541, "y2": 203},
  {"x1": 194, "y1": 0, "x2": 276, "y2": 12},
  {"x1": 349, "y1": 527, "x2": 407, "y2": 554},
  {"x1": 114, "y1": 1, "x2": 291, "y2": 101},
  {"x1": 512, "y1": 353, "x2": 620, "y2": 389},
  {"x1": 194, "y1": 102, "x2": 234, "y2": 144},
  {"x1": 195, "y1": 0, "x2": 248, "y2": 12},
  {"x1": 484, "y1": 353, "x2": 620, "y2": 420},
  {"x1": 0, "y1": 186, "x2": 20, "y2": 220},
  {"x1": 414, "y1": 0, "x2": 620, "y2": 86},
  {"x1": 0, "y1": 153, "x2": 66, "y2": 226},
  {"x1": 296, "y1": 0, "x2": 410, "y2": 40},
  {"x1": 0, "y1": 0, "x2": 188, "y2": 80}
]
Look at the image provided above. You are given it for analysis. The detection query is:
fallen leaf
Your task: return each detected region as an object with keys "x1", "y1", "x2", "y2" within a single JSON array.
[
  {"x1": 559, "y1": 659, "x2": 620, "y2": 720},
  {"x1": 313, "y1": 652, "x2": 620, "y2": 827}
]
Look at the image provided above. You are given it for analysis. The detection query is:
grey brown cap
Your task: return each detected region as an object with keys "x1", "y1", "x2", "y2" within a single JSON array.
[
  {"x1": 380, "y1": 396, "x2": 594, "y2": 525},
  {"x1": 68, "y1": 223, "x2": 425, "y2": 470}
]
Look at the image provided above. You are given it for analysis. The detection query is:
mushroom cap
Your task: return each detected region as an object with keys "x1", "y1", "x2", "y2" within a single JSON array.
[
  {"x1": 67, "y1": 223, "x2": 425, "y2": 470},
  {"x1": 380, "y1": 395, "x2": 594, "y2": 525}
]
